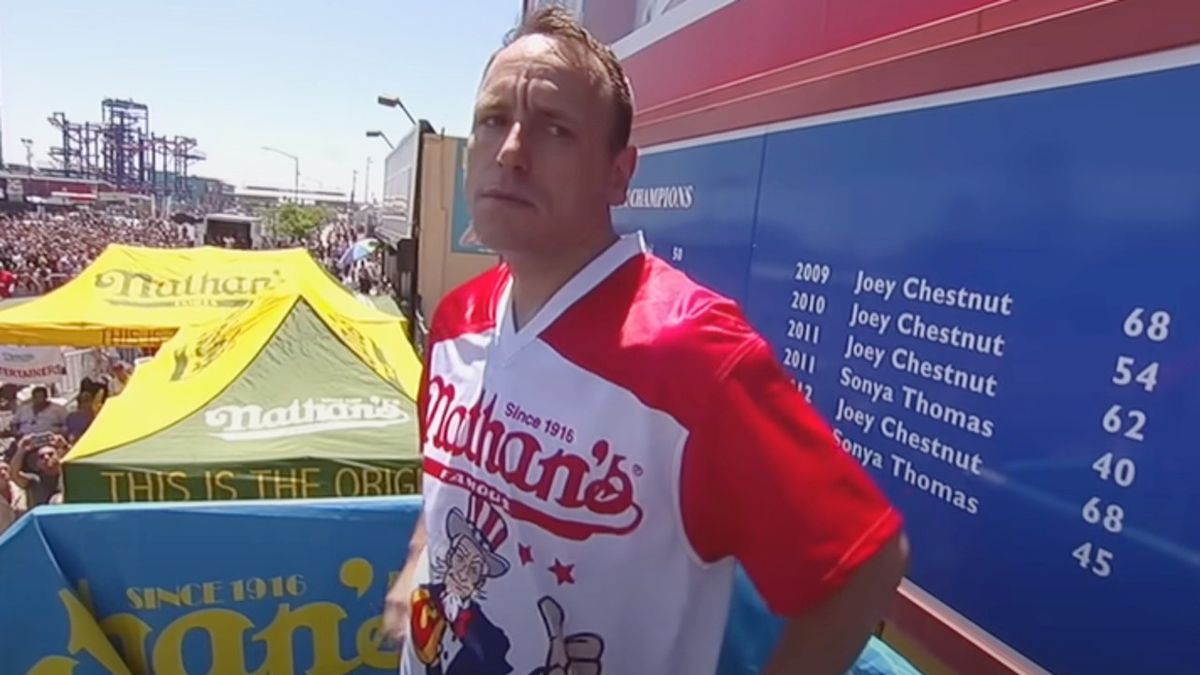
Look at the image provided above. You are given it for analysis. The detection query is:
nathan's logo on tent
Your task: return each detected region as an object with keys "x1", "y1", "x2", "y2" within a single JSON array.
[
  {"x1": 94, "y1": 268, "x2": 283, "y2": 308},
  {"x1": 324, "y1": 313, "x2": 401, "y2": 386},
  {"x1": 205, "y1": 397, "x2": 410, "y2": 441},
  {"x1": 170, "y1": 309, "x2": 262, "y2": 381}
]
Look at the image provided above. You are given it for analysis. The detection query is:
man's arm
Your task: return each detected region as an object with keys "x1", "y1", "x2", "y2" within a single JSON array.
[
  {"x1": 681, "y1": 335, "x2": 908, "y2": 673},
  {"x1": 10, "y1": 439, "x2": 33, "y2": 489},
  {"x1": 382, "y1": 507, "x2": 428, "y2": 642},
  {"x1": 765, "y1": 532, "x2": 909, "y2": 675}
]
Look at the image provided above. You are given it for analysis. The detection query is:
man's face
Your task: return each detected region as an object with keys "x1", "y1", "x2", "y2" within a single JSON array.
[
  {"x1": 467, "y1": 34, "x2": 636, "y2": 260},
  {"x1": 0, "y1": 460, "x2": 10, "y2": 483},
  {"x1": 36, "y1": 447, "x2": 60, "y2": 474},
  {"x1": 32, "y1": 389, "x2": 48, "y2": 407},
  {"x1": 445, "y1": 536, "x2": 486, "y2": 600}
]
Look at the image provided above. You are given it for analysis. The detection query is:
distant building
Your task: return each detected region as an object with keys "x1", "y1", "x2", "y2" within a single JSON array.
[{"x1": 233, "y1": 185, "x2": 350, "y2": 213}]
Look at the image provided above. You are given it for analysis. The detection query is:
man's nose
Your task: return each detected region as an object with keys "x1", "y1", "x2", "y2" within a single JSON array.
[{"x1": 497, "y1": 122, "x2": 529, "y2": 171}]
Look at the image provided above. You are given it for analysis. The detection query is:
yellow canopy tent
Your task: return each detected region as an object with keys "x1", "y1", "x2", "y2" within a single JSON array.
[
  {"x1": 0, "y1": 244, "x2": 408, "y2": 347},
  {"x1": 63, "y1": 290, "x2": 422, "y2": 503}
]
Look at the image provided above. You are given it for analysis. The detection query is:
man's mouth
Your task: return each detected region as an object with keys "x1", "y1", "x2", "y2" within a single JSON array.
[{"x1": 480, "y1": 188, "x2": 535, "y2": 208}]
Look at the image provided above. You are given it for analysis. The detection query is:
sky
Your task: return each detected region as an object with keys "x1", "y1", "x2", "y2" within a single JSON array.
[{"x1": 0, "y1": 0, "x2": 524, "y2": 199}]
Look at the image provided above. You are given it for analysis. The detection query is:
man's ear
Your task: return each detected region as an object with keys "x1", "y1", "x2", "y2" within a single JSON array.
[{"x1": 607, "y1": 145, "x2": 638, "y2": 206}]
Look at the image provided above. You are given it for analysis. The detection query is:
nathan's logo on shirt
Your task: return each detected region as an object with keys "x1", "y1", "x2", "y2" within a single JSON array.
[
  {"x1": 622, "y1": 184, "x2": 695, "y2": 210},
  {"x1": 94, "y1": 268, "x2": 282, "y2": 308},
  {"x1": 424, "y1": 376, "x2": 644, "y2": 541},
  {"x1": 204, "y1": 396, "x2": 410, "y2": 441}
]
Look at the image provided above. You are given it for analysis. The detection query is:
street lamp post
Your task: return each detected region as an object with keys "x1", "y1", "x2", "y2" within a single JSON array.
[
  {"x1": 364, "y1": 157, "x2": 373, "y2": 205},
  {"x1": 261, "y1": 146, "x2": 300, "y2": 202},
  {"x1": 20, "y1": 138, "x2": 33, "y2": 173},
  {"x1": 365, "y1": 130, "x2": 394, "y2": 150},
  {"x1": 376, "y1": 95, "x2": 417, "y2": 126}
]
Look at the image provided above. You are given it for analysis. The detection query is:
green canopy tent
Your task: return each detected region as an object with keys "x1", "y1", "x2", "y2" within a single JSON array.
[{"x1": 63, "y1": 293, "x2": 422, "y2": 503}]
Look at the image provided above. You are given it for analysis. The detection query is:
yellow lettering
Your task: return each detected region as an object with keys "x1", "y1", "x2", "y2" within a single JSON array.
[
  {"x1": 154, "y1": 587, "x2": 186, "y2": 608},
  {"x1": 101, "y1": 471, "x2": 125, "y2": 502},
  {"x1": 76, "y1": 579, "x2": 95, "y2": 613},
  {"x1": 58, "y1": 589, "x2": 132, "y2": 674},
  {"x1": 100, "y1": 613, "x2": 152, "y2": 674},
  {"x1": 275, "y1": 469, "x2": 300, "y2": 499},
  {"x1": 29, "y1": 656, "x2": 86, "y2": 675},
  {"x1": 356, "y1": 615, "x2": 398, "y2": 670},
  {"x1": 215, "y1": 470, "x2": 237, "y2": 499},
  {"x1": 301, "y1": 467, "x2": 321, "y2": 498},
  {"x1": 203, "y1": 581, "x2": 222, "y2": 605},
  {"x1": 335, "y1": 468, "x2": 359, "y2": 497},
  {"x1": 395, "y1": 467, "x2": 419, "y2": 494},
  {"x1": 127, "y1": 471, "x2": 155, "y2": 502},
  {"x1": 362, "y1": 469, "x2": 384, "y2": 496},
  {"x1": 126, "y1": 587, "x2": 145, "y2": 611},
  {"x1": 251, "y1": 470, "x2": 272, "y2": 498},
  {"x1": 252, "y1": 602, "x2": 355, "y2": 675},
  {"x1": 166, "y1": 471, "x2": 191, "y2": 500},
  {"x1": 152, "y1": 609, "x2": 251, "y2": 674}
]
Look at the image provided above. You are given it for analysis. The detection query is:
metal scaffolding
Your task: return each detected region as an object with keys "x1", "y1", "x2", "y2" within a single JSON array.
[{"x1": 46, "y1": 98, "x2": 205, "y2": 200}]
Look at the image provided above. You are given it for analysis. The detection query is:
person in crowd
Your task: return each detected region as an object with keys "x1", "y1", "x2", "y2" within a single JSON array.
[
  {"x1": 65, "y1": 390, "x2": 95, "y2": 443},
  {"x1": 0, "y1": 457, "x2": 27, "y2": 535},
  {"x1": 0, "y1": 383, "x2": 19, "y2": 413},
  {"x1": 10, "y1": 434, "x2": 66, "y2": 507},
  {"x1": 0, "y1": 263, "x2": 15, "y2": 299},
  {"x1": 383, "y1": 8, "x2": 908, "y2": 675},
  {"x1": 9, "y1": 387, "x2": 68, "y2": 439},
  {"x1": 106, "y1": 362, "x2": 132, "y2": 397}
]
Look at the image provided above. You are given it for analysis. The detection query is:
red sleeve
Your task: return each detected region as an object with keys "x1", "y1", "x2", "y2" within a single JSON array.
[
  {"x1": 680, "y1": 337, "x2": 903, "y2": 616},
  {"x1": 415, "y1": 316, "x2": 441, "y2": 452}
]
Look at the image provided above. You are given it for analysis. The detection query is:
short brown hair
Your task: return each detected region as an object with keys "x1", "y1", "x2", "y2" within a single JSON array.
[{"x1": 501, "y1": 5, "x2": 634, "y2": 152}]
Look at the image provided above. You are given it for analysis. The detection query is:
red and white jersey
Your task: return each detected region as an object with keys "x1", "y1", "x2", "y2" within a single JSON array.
[{"x1": 400, "y1": 233, "x2": 901, "y2": 675}]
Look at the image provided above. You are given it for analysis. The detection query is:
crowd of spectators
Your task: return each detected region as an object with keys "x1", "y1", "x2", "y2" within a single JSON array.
[
  {"x1": 0, "y1": 209, "x2": 392, "y2": 299},
  {"x1": 0, "y1": 211, "x2": 191, "y2": 297},
  {"x1": 0, "y1": 207, "x2": 393, "y2": 530},
  {"x1": 287, "y1": 217, "x2": 392, "y2": 296},
  {"x1": 0, "y1": 362, "x2": 129, "y2": 534}
]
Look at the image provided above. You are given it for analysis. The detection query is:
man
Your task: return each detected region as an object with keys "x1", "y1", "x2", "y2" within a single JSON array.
[
  {"x1": 0, "y1": 458, "x2": 28, "y2": 536},
  {"x1": 65, "y1": 389, "x2": 95, "y2": 443},
  {"x1": 10, "y1": 434, "x2": 65, "y2": 507},
  {"x1": 0, "y1": 262, "x2": 15, "y2": 299},
  {"x1": 11, "y1": 387, "x2": 68, "y2": 439},
  {"x1": 384, "y1": 8, "x2": 908, "y2": 674}
]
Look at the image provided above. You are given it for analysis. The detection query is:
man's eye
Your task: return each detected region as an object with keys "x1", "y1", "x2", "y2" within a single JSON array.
[{"x1": 547, "y1": 123, "x2": 568, "y2": 137}]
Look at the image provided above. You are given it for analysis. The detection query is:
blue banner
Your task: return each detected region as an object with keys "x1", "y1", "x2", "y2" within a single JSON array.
[
  {"x1": 617, "y1": 59, "x2": 1200, "y2": 674},
  {"x1": 613, "y1": 135, "x2": 765, "y2": 302},
  {"x1": 449, "y1": 138, "x2": 494, "y2": 256},
  {"x1": 0, "y1": 498, "x2": 917, "y2": 674}
]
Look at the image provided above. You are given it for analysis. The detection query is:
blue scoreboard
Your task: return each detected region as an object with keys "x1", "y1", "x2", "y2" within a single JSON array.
[{"x1": 615, "y1": 59, "x2": 1200, "y2": 674}]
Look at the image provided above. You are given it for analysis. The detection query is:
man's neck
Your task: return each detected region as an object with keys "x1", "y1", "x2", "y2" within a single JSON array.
[{"x1": 507, "y1": 230, "x2": 619, "y2": 332}]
